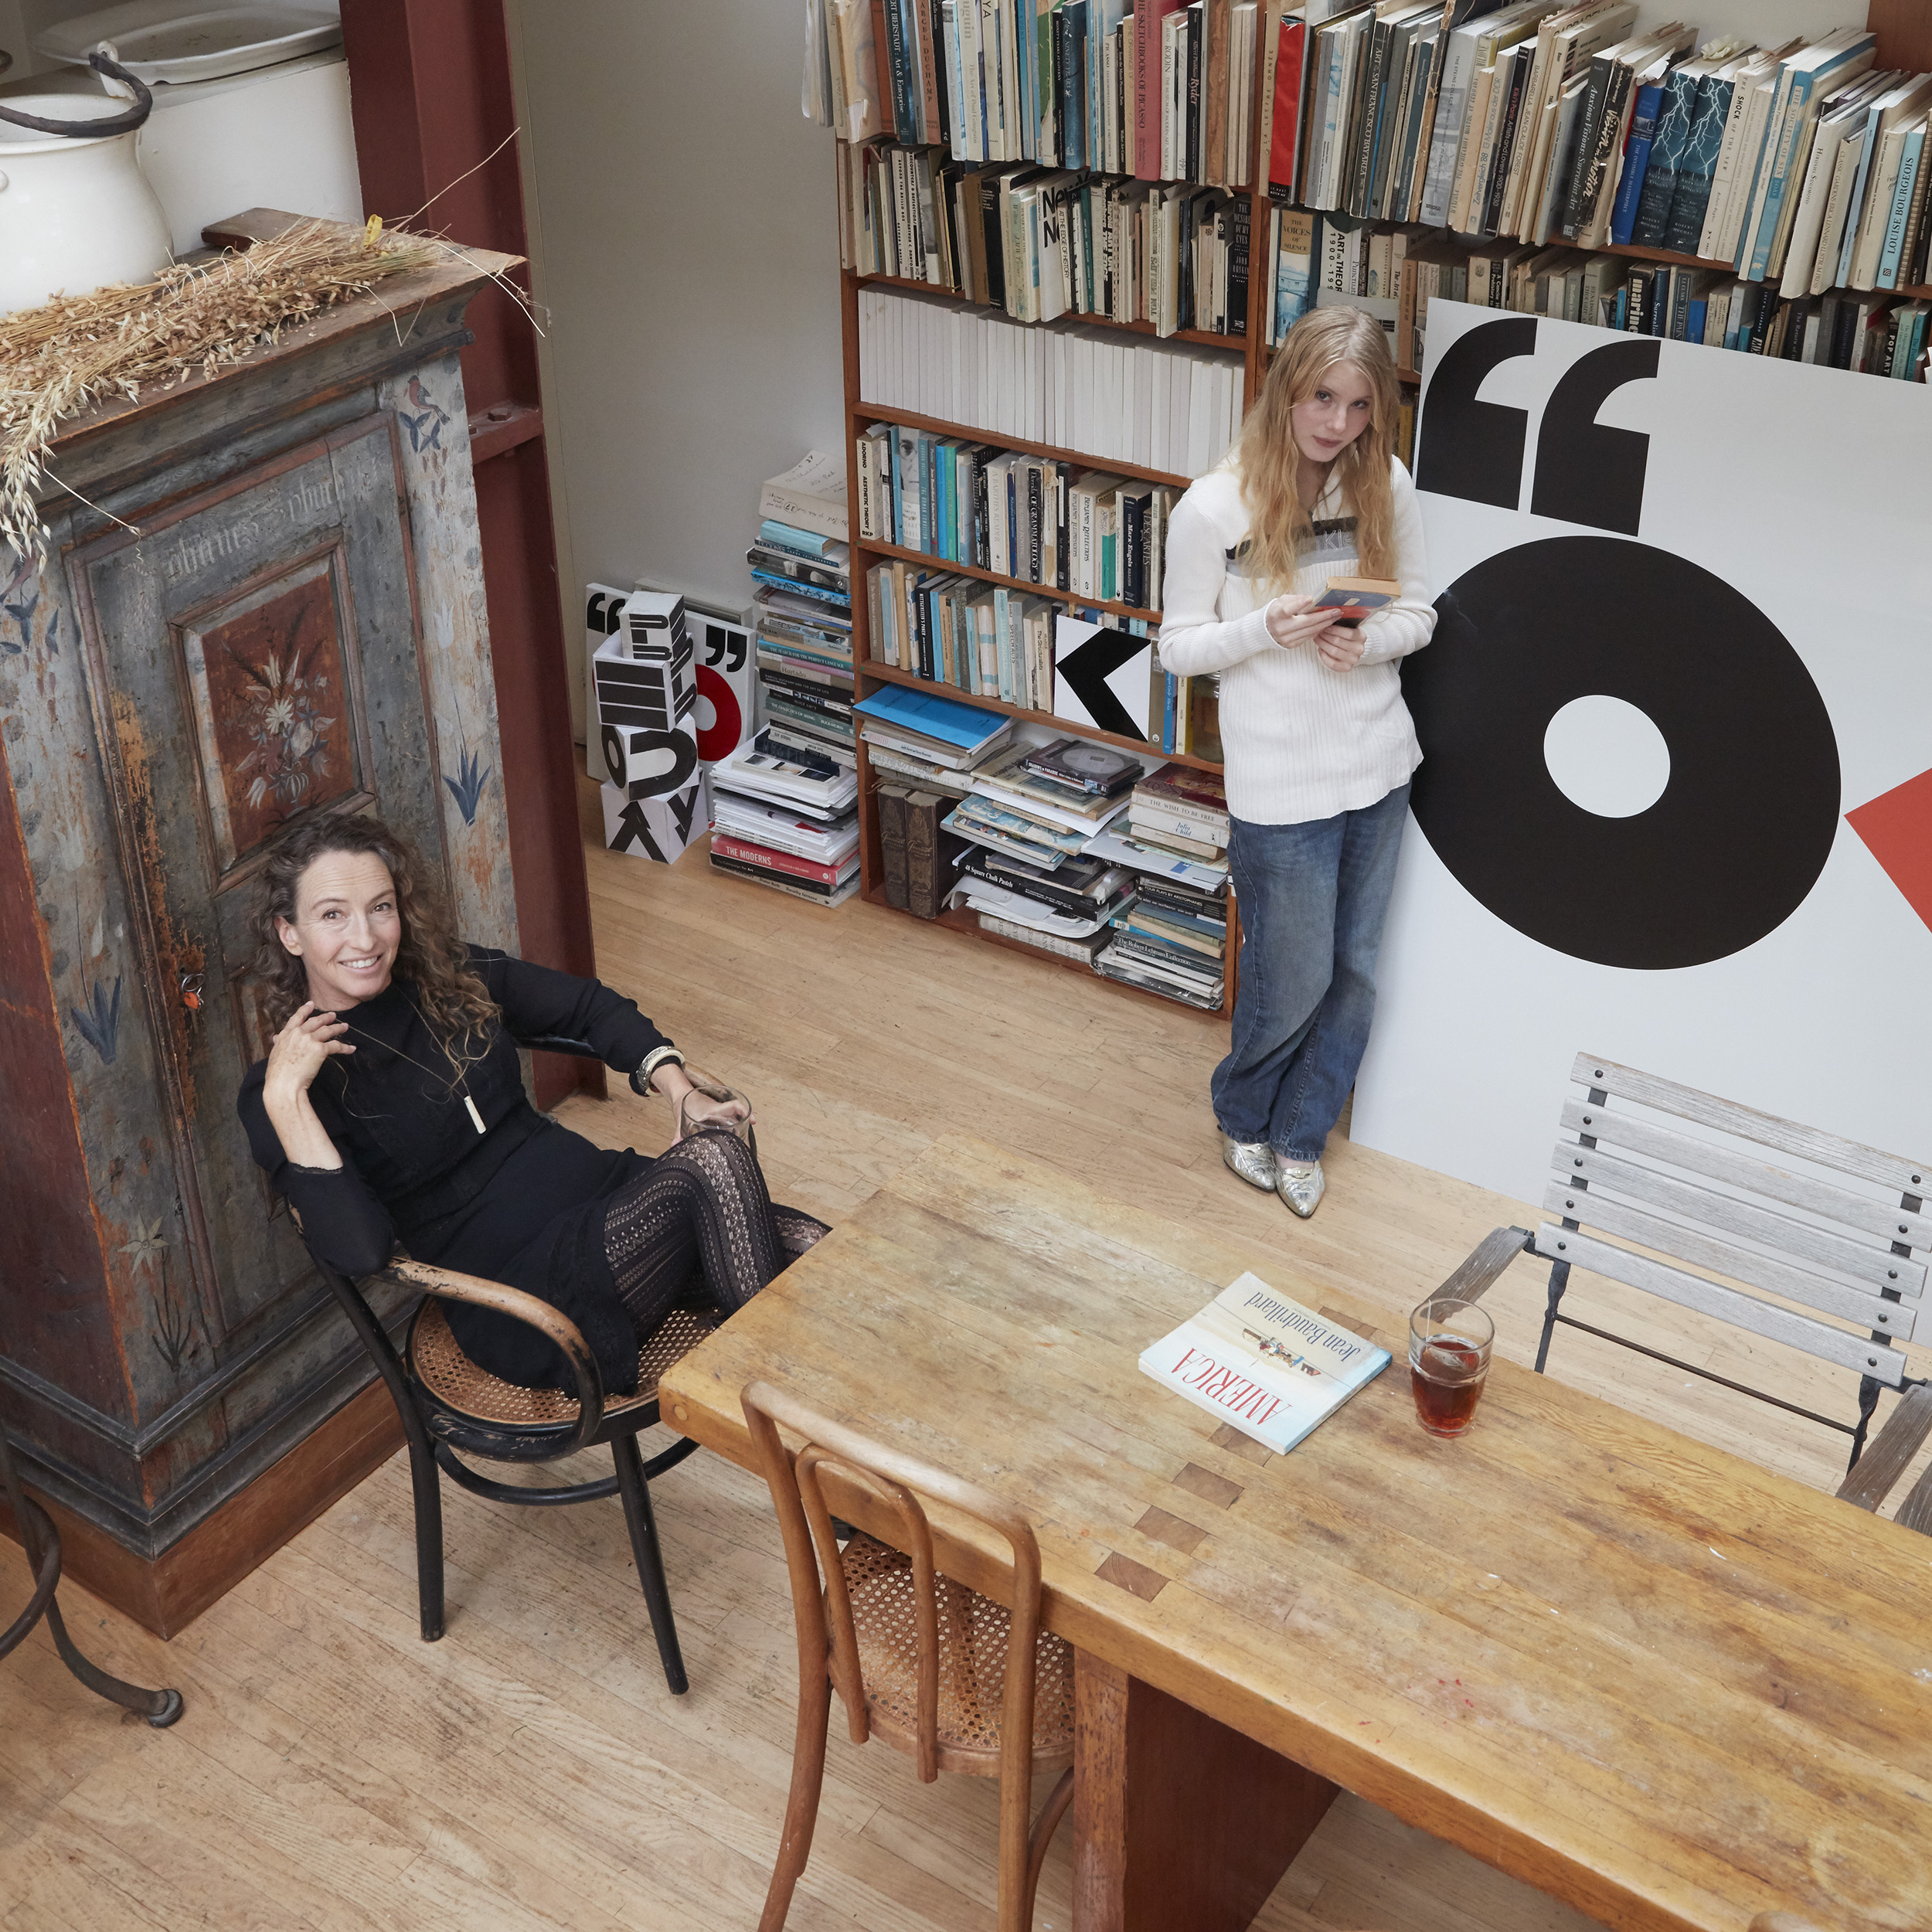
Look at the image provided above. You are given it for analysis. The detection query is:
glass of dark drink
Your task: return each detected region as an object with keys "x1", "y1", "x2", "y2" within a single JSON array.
[{"x1": 1407, "y1": 1296, "x2": 1495, "y2": 1438}]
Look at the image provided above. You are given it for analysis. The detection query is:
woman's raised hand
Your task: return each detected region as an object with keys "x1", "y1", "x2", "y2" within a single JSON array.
[
  {"x1": 264, "y1": 1001, "x2": 354, "y2": 1097},
  {"x1": 1264, "y1": 593, "x2": 1336, "y2": 651}
]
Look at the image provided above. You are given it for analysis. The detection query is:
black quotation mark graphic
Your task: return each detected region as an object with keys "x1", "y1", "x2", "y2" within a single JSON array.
[
  {"x1": 702, "y1": 623, "x2": 747, "y2": 673},
  {"x1": 1405, "y1": 319, "x2": 1839, "y2": 970}
]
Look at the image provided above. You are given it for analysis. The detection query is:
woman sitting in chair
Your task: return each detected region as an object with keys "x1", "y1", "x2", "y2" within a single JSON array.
[{"x1": 236, "y1": 811, "x2": 826, "y2": 1394}]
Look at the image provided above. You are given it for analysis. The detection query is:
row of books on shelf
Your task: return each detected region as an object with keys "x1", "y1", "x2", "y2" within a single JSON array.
[
  {"x1": 1257, "y1": 5, "x2": 1932, "y2": 301},
  {"x1": 1257, "y1": 210, "x2": 1931, "y2": 383},
  {"x1": 866, "y1": 566, "x2": 1220, "y2": 761},
  {"x1": 858, "y1": 284, "x2": 1246, "y2": 475},
  {"x1": 855, "y1": 681, "x2": 1233, "y2": 1007},
  {"x1": 809, "y1": 0, "x2": 1260, "y2": 187},
  {"x1": 855, "y1": 420, "x2": 1181, "y2": 607},
  {"x1": 842, "y1": 141, "x2": 1254, "y2": 338}
]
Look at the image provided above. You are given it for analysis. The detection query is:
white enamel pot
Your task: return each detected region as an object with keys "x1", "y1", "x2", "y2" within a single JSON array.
[{"x1": 0, "y1": 53, "x2": 172, "y2": 318}]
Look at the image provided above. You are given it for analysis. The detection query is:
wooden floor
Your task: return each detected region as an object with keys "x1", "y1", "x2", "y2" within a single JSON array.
[{"x1": 2, "y1": 776, "x2": 1924, "y2": 1932}]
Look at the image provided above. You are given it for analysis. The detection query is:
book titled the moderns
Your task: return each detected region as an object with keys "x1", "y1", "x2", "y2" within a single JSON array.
[{"x1": 1138, "y1": 1274, "x2": 1391, "y2": 1454}]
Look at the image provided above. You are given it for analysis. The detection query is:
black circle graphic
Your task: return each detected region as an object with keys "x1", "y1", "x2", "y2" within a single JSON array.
[{"x1": 1402, "y1": 536, "x2": 1840, "y2": 970}]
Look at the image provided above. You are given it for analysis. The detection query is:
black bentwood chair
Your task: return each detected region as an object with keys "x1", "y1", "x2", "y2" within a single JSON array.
[{"x1": 304, "y1": 1039, "x2": 736, "y2": 1696}]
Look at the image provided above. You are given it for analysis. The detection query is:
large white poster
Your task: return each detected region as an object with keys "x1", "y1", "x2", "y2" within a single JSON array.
[{"x1": 1352, "y1": 301, "x2": 1932, "y2": 1204}]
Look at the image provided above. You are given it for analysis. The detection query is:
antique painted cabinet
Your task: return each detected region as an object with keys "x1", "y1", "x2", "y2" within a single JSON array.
[{"x1": 0, "y1": 227, "x2": 524, "y2": 1632}]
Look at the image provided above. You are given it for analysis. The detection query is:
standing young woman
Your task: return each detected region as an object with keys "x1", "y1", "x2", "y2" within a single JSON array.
[{"x1": 1156, "y1": 308, "x2": 1435, "y2": 1217}]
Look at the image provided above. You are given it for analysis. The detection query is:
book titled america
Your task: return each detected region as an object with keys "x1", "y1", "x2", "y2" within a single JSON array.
[{"x1": 1138, "y1": 1272, "x2": 1391, "y2": 1454}]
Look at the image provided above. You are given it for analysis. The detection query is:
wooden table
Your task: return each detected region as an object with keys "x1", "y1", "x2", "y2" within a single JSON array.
[{"x1": 659, "y1": 1135, "x2": 1932, "y2": 1932}]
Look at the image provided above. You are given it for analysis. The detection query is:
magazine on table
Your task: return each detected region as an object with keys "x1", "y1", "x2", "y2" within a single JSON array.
[{"x1": 1138, "y1": 1273, "x2": 1391, "y2": 1453}]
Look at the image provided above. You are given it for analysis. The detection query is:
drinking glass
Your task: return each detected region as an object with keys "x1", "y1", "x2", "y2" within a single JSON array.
[{"x1": 1408, "y1": 1296, "x2": 1495, "y2": 1439}]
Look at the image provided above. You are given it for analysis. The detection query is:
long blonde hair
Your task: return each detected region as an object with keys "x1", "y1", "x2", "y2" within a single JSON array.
[{"x1": 1233, "y1": 308, "x2": 1401, "y2": 594}]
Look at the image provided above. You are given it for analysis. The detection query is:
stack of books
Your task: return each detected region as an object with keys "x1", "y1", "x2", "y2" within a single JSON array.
[
  {"x1": 753, "y1": 454, "x2": 856, "y2": 752},
  {"x1": 1084, "y1": 761, "x2": 1231, "y2": 1009},
  {"x1": 708, "y1": 726, "x2": 862, "y2": 908},
  {"x1": 855, "y1": 684, "x2": 1015, "y2": 917},
  {"x1": 1126, "y1": 760, "x2": 1230, "y2": 866},
  {"x1": 955, "y1": 848, "x2": 1141, "y2": 964},
  {"x1": 946, "y1": 736, "x2": 1145, "y2": 962},
  {"x1": 944, "y1": 734, "x2": 1138, "y2": 869}
]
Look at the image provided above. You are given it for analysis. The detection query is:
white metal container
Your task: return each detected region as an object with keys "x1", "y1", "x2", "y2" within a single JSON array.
[{"x1": 0, "y1": 94, "x2": 173, "y2": 315}]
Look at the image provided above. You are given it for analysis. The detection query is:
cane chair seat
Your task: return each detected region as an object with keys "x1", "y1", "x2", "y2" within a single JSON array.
[
  {"x1": 840, "y1": 1531, "x2": 1076, "y2": 1777},
  {"x1": 408, "y1": 1298, "x2": 716, "y2": 1436}
]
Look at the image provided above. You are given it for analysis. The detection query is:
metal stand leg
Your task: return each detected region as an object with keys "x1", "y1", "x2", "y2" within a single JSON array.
[
  {"x1": 1847, "y1": 1375, "x2": 1883, "y2": 1473},
  {"x1": 611, "y1": 1432, "x2": 688, "y2": 1696},
  {"x1": 1535, "y1": 1260, "x2": 1570, "y2": 1374},
  {"x1": 1, "y1": 1430, "x2": 182, "y2": 1726}
]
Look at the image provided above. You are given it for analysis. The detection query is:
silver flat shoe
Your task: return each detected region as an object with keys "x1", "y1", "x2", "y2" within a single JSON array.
[
  {"x1": 1274, "y1": 1159, "x2": 1325, "y2": 1219},
  {"x1": 1219, "y1": 1133, "x2": 1277, "y2": 1192}
]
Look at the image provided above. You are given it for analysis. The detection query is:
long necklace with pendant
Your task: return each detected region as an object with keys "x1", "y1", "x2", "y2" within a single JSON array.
[{"x1": 338, "y1": 1019, "x2": 487, "y2": 1134}]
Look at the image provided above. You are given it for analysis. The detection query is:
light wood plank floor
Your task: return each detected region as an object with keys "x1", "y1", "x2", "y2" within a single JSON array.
[{"x1": 2, "y1": 780, "x2": 1923, "y2": 1932}]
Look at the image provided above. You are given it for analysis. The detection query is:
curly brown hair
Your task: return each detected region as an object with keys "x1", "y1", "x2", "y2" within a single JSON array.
[{"x1": 247, "y1": 811, "x2": 498, "y2": 1063}]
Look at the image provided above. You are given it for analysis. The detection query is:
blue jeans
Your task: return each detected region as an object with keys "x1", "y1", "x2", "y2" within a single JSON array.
[{"x1": 1213, "y1": 784, "x2": 1410, "y2": 1165}]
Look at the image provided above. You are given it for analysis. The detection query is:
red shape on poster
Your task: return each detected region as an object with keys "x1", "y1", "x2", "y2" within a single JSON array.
[
  {"x1": 694, "y1": 664, "x2": 743, "y2": 764},
  {"x1": 1847, "y1": 767, "x2": 1932, "y2": 936}
]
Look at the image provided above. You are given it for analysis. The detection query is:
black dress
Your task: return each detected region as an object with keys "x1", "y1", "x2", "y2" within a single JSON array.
[{"x1": 237, "y1": 947, "x2": 814, "y2": 1394}]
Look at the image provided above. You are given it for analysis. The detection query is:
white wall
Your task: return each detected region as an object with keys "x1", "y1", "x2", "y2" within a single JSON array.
[
  {"x1": 507, "y1": 0, "x2": 1875, "y2": 746},
  {"x1": 507, "y1": 0, "x2": 845, "y2": 743}
]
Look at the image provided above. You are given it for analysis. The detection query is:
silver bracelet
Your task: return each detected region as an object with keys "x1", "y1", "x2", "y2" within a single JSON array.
[{"x1": 639, "y1": 1045, "x2": 685, "y2": 1094}]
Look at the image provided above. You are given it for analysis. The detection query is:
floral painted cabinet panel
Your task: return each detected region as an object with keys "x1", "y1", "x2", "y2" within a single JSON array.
[{"x1": 70, "y1": 413, "x2": 447, "y2": 1352}]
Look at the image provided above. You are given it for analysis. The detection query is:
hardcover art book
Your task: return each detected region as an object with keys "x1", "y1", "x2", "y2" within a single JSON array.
[{"x1": 1138, "y1": 1271, "x2": 1391, "y2": 1454}]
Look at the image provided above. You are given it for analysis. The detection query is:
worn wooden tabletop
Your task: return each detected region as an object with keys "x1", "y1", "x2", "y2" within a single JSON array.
[{"x1": 660, "y1": 1133, "x2": 1932, "y2": 1932}]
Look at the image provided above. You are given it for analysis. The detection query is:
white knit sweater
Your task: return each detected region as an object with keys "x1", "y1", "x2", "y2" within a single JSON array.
[{"x1": 1157, "y1": 457, "x2": 1436, "y2": 825}]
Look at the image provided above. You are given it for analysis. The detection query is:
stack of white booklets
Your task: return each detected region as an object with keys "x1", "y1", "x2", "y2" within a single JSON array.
[
  {"x1": 707, "y1": 728, "x2": 861, "y2": 907},
  {"x1": 858, "y1": 287, "x2": 1245, "y2": 478}
]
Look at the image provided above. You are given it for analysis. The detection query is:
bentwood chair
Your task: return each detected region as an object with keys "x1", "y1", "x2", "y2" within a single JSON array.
[
  {"x1": 741, "y1": 1379, "x2": 1076, "y2": 1932},
  {"x1": 303, "y1": 1040, "x2": 746, "y2": 1696},
  {"x1": 1, "y1": 1415, "x2": 182, "y2": 1726},
  {"x1": 1437, "y1": 1053, "x2": 1932, "y2": 1531}
]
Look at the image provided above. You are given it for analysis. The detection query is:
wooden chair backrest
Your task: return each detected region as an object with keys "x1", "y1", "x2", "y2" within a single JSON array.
[
  {"x1": 740, "y1": 1379, "x2": 1049, "y2": 1790},
  {"x1": 1534, "y1": 1054, "x2": 1929, "y2": 1391}
]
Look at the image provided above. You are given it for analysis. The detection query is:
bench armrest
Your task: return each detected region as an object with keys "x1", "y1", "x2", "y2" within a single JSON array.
[{"x1": 1431, "y1": 1226, "x2": 1533, "y2": 1304}]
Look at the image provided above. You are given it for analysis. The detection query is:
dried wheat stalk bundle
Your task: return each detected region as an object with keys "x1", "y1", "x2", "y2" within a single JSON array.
[{"x1": 0, "y1": 218, "x2": 435, "y2": 558}]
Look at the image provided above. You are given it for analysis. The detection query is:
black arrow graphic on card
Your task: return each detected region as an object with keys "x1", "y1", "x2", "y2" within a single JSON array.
[{"x1": 1056, "y1": 626, "x2": 1149, "y2": 741}]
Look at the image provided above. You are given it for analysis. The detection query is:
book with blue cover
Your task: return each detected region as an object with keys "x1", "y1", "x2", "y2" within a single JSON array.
[
  {"x1": 1663, "y1": 66, "x2": 1736, "y2": 256},
  {"x1": 854, "y1": 682, "x2": 1011, "y2": 756},
  {"x1": 1631, "y1": 63, "x2": 1702, "y2": 247}
]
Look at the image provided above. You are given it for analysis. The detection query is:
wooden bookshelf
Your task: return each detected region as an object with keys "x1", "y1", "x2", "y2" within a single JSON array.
[{"x1": 832, "y1": 0, "x2": 1931, "y2": 1012}]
